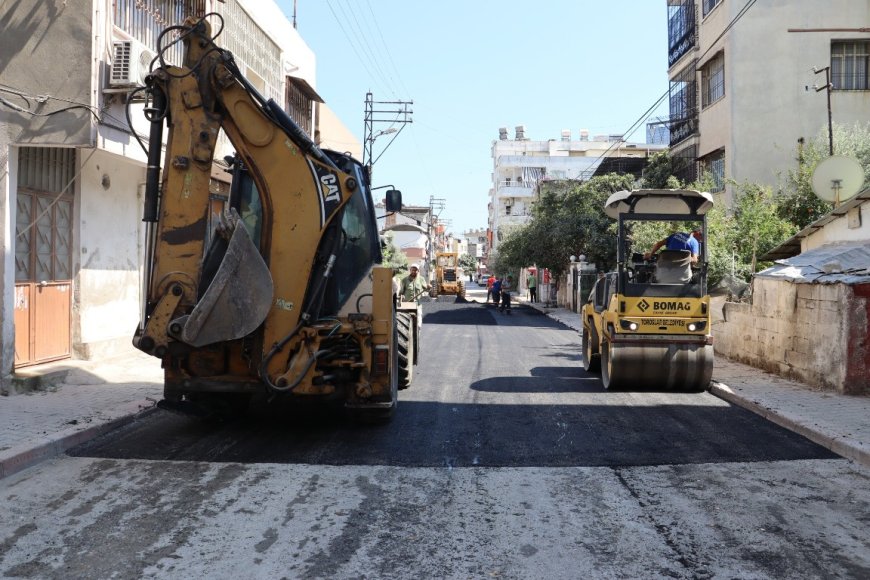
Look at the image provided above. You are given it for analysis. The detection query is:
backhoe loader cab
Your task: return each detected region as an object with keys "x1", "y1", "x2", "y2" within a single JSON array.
[
  {"x1": 581, "y1": 189, "x2": 714, "y2": 392},
  {"x1": 131, "y1": 16, "x2": 417, "y2": 420}
]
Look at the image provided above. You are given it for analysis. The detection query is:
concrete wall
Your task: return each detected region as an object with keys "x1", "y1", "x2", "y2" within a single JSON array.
[
  {"x1": 73, "y1": 149, "x2": 145, "y2": 359},
  {"x1": 713, "y1": 277, "x2": 869, "y2": 395},
  {"x1": 0, "y1": 0, "x2": 94, "y2": 147},
  {"x1": 317, "y1": 104, "x2": 362, "y2": 160},
  {"x1": 804, "y1": 203, "x2": 869, "y2": 250}
]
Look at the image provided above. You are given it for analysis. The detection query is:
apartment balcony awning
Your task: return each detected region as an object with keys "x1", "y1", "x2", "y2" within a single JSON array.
[{"x1": 288, "y1": 76, "x2": 324, "y2": 103}]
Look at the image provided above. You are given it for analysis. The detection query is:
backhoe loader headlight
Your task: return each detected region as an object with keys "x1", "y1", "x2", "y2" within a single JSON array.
[{"x1": 373, "y1": 345, "x2": 389, "y2": 375}]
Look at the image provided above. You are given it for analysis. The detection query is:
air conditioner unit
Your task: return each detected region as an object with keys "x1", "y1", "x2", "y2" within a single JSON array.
[{"x1": 109, "y1": 39, "x2": 156, "y2": 88}]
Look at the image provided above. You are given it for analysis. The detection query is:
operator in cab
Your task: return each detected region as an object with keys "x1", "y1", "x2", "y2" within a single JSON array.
[{"x1": 645, "y1": 229, "x2": 702, "y2": 264}]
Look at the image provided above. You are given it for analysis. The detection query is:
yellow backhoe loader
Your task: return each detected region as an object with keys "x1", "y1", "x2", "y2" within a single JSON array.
[
  {"x1": 433, "y1": 252, "x2": 464, "y2": 298},
  {"x1": 581, "y1": 189, "x2": 714, "y2": 392},
  {"x1": 131, "y1": 15, "x2": 417, "y2": 419}
]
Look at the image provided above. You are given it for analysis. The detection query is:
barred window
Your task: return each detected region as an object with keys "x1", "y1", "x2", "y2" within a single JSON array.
[
  {"x1": 113, "y1": 1, "x2": 205, "y2": 62},
  {"x1": 702, "y1": 149, "x2": 725, "y2": 192},
  {"x1": 669, "y1": 61, "x2": 697, "y2": 121},
  {"x1": 831, "y1": 41, "x2": 870, "y2": 90},
  {"x1": 702, "y1": 0, "x2": 722, "y2": 17},
  {"x1": 701, "y1": 52, "x2": 725, "y2": 107}
]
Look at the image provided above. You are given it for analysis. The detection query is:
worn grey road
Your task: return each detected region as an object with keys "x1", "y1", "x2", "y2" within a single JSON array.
[{"x1": 1, "y1": 299, "x2": 868, "y2": 579}]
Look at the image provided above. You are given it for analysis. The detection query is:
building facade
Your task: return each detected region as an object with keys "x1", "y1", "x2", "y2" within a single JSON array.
[
  {"x1": 487, "y1": 126, "x2": 666, "y2": 257},
  {"x1": 666, "y1": 0, "x2": 870, "y2": 205},
  {"x1": 0, "y1": 0, "x2": 358, "y2": 380}
]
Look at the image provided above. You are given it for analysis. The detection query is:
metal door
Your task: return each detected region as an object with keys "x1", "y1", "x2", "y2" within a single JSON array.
[{"x1": 14, "y1": 148, "x2": 74, "y2": 367}]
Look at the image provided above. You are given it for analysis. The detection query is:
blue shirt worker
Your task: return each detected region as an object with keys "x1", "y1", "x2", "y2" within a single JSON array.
[
  {"x1": 645, "y1": 230, "x2": 701, "y2": 264},
  {"x1": 490, "y1": 277, "x2": 502, "y2": 305}
]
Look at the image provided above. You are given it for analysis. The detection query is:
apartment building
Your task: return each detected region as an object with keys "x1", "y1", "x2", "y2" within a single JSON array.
[
  {"x1": 0, "y1": 0, "x2": 358, "y2": 378},
  {"x1": 488, "y1": 126, "x2": 666, "y2": 256},
  {"x1": 667, "y1": 0, "x2": 870, "y2": 205}
]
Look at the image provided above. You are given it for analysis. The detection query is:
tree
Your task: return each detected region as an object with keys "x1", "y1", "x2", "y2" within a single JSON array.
[
  {"x1": 496, "y1": 174, "x2": 636, "y2": 280},
  {"x1": 641, "y1": 151, "x2": 683, "y2": 189},
  {"x1": 732, "y1": 181, "x2": 796, "y2": 273},
  {"x1": 380, "y1": 232, "x2": 408, "y2": 272},
  {"x1": 458, "y1": 253, "x2": 478, "y2": 272},
  {"x1": 779, "y1": 121, "x2": 870, "y2": 229}
]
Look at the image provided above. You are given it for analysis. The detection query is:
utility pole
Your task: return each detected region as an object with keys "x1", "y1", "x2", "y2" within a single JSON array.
[
  {"x1": 427, "y1": 196, "x2": 446, "y2": 276},
  {"x1": 813, "y1": 66, "x2": 834, "y2": 156},
  {"x1": 787, "y1": 27, "x2": 870, "y2": 156},
  {"x1": 363, "y1": 92, "x2": 413, "y2": 180}
]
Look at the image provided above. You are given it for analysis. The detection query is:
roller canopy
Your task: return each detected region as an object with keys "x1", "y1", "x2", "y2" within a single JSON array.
[{"x1": 604, "y1": 189, "x2": 714, "y2": 219}]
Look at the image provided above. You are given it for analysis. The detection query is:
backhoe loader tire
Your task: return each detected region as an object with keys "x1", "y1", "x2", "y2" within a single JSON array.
[
  {"x1": 458, "y1": 280, "x2": 465, "y2": 299},
  {"x1": 396, "y1": 311, "x2": 414, "y2": 389},
  {"x1": 582, "y1": 324, "x2": 600, "y2": 372}
]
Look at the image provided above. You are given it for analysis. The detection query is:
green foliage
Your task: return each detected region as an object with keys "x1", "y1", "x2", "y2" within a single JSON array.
[
  {"x1": 380, "y1": 232, "x2": 408, "y2": 272},
  {"x1": 641, "y1": 151, "x2": 683, "y2": 189},
  {"x1": 458, "y1": 253, "x2": 478, "y2": 271},
  {"x1": 494, "y1": 174, "x2": 635, "y2": 278},
  {"x1": 731, "y1": 181, "x2": 796, "y2": 273},
  {"x1": 779, "y1": 121, "x2": 870, "y2": 229}
]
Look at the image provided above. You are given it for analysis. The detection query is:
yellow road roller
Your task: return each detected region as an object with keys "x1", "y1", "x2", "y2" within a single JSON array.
[{"x1": 581, "y1": 189, "x2": 714, "y2": 392}]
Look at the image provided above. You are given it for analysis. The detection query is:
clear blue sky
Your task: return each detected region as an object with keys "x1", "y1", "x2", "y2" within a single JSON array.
[{"x1": 278, "y1": 1, "x2": 670, "y2": 235}]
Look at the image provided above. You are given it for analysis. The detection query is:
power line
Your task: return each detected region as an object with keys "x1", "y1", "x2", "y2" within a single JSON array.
[
  {"x1": 323, "y1": 0, "x2": 381, "y2": 91},
  {"x1": 363, "y1": 0, "x2": 411, "y2": 98},
  {"x1": 339, "y1": 0, "x2": 399, "y2": 97}
]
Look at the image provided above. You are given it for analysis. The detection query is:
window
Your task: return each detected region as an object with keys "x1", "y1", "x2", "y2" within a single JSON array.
[
  {"x1": 701, "y1": 52, "x2": 725, "y2": 107},
  {"x1": 702, "y1": 149, "x2": 725, "y2": 192},
  {"x1": 669, "y1": 61, "x2": 697, "y2": 146},
  {"x1": 831, "y1": 41, "x2": 870, "y2": 90},
  {"x1": 702, "y1": 0, "x2": 722, "y2": 17},
  {"x1": 113, "y1": 0, "x2": 205, "y2": 62}
]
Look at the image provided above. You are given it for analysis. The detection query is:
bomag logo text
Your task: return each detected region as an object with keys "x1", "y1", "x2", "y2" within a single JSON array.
[{"x1": 653, "y1": 301, "x2": 691, "y2": 311}]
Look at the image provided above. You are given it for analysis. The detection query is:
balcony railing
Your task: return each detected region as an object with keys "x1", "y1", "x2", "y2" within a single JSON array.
[
  {"x1": 497, "y1": 181, "x2": 535, "y2": 197},
  {"x1": 668, "y1": 0, "x2": 696, "y2": 67}
]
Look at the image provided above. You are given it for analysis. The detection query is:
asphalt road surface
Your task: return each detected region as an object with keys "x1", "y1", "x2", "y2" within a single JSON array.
[{"x1": 1, "y1": 298, "x2": 868, "y2": 579}]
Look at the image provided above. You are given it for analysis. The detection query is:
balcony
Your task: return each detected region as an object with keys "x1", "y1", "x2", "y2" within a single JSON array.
[
  {"x1": 497, "y1": 181, "x2": 536, "y2": 198},
  {"x1": 668, "y1": 0, "x2": 696, "y2": 68}
]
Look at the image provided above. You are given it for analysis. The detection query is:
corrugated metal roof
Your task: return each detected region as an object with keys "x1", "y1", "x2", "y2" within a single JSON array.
[
  {"x1": 759, "y1": 188, "x2": 870, "y2": 261},
  {"x1": 757, "y1": 240, "x2": 870, "y2": 284}
]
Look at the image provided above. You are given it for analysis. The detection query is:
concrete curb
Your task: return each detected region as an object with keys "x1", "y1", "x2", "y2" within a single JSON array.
[
  {"x1": 710, "y1": 381, "x2": 870, "y2": 469},
  {"x1": 0, "y1": 398, "x2": 158, "y2": 481}
]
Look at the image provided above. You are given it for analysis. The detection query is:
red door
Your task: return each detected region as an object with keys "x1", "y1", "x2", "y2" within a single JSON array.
[{"x1": 14, "y1": 190, "x2": 72, "y2": 367}]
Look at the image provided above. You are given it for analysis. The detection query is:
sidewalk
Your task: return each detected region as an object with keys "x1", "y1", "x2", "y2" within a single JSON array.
[
  {"x1": 1, "y1": 302, "x2": 868, "y2": 482},
  {"x1": 0, "y1": 346, "x2": 163, "y2": 479},
  {"x1": 520, "y1": 297, "x2": 870, "y2": 469}
]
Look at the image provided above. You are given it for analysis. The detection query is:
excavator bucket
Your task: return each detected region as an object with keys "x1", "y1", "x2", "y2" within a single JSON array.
[{"x1": 173, "y1": 221, "x2": 274, "y2": 347}]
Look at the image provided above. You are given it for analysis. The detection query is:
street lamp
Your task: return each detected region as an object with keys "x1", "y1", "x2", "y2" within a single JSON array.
[
  {"x1": 364, "y1": 127, "x2": 399, "y2": 181},
  {"x1": 813, "y1": 66, "x2": 834, "y2": 156}
]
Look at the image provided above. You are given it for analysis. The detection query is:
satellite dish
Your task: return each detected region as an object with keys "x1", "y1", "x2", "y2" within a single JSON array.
[{"x1": 811, "y1": 155, "x2": 864, "y2": 205}]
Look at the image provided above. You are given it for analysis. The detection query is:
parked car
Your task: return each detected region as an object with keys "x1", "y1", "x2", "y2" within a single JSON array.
[{"x1": 477, "y1": 275, "x2": 491, "y2": 287}]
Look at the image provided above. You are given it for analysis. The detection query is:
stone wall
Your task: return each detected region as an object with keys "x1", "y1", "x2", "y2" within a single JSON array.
[{"x1": 713, "y1": 277, "x2": 869, "y2": 395}]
